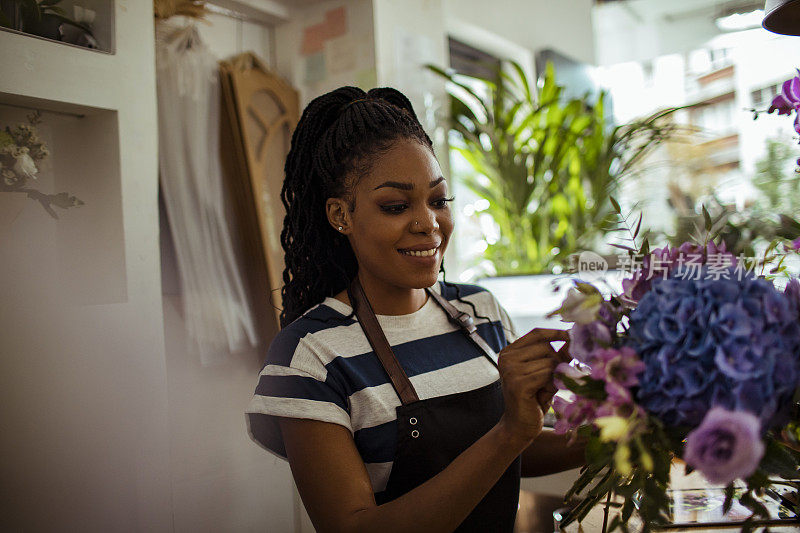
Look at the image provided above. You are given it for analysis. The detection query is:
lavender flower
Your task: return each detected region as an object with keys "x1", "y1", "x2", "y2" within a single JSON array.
[
  {"x1": 769, "y1": 70, "x2": 800, "y2": 135},
  {"x1": 683, "y1": 407, "x2": 765, "y2": 485},
  {"x1": 568, "y1": 321, "x2": 612, "y2": 362}
]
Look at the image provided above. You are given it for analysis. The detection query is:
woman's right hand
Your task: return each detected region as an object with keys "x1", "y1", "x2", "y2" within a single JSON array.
[{"x1": 496, "y1": 328, "x2": 571, "y2": 447}]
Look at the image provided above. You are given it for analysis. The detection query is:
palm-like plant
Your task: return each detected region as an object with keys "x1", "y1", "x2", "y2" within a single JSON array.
[{"x1": 428, "y1": 60, "x2": 682, "y2": 275}]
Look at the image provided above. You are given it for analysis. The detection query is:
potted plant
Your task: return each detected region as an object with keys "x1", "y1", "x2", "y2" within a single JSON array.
[{"x1": 427, "y1": 60, "x2": 684, "y2": 277}]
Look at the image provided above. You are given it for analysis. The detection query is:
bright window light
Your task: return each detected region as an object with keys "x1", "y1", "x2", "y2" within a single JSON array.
[{"x1": 715, "y1": 9, "x2": 765, "y2": 32}]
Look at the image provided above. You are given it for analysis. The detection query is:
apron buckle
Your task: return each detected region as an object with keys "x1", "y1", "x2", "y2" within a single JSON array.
[{"x1": 453, "y1": 311, "x2": 477, "y2": 334}]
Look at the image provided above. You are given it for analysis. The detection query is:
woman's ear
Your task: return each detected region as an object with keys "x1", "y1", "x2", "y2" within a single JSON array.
[{"x1": 326, "y1": 198, "x2": 351, "y2": 234}]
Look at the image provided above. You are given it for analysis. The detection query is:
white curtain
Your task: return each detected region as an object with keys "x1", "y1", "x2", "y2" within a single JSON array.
[{"x1": 156, "y1": 23, "x2": 258, "y2": 364}]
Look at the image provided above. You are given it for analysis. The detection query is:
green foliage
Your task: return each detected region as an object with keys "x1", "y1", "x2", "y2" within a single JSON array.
[
  {"x1": 667, "y1": 137, "x2": 800, "y2": 264},
  {"x1": 427, "y1": 60, "x2": 681, "y2": 275},
  {"x1": 754, "y1": 138, "x2": 800, "y2": 213}
]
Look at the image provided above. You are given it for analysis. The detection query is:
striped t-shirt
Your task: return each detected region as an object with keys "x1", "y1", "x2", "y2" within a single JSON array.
[{"x1": 245, "y1": 281, "x2": 517, "y2": 496}]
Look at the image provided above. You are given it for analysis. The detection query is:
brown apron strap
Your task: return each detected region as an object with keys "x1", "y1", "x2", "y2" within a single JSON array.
[
  {"x1": 348, "y1": 277, "x2": 420, "y2": 405},
  {"x1": 425, "y1": 286, "x2": 500, "y2": 368}
]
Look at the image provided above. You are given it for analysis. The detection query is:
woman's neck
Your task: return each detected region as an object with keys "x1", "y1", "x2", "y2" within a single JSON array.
[{"x1": 334, "y1": 274, "x2": 430, "y2": 316}]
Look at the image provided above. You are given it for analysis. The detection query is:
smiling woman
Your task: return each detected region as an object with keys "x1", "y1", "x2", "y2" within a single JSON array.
[
  {"x1": 245, "y1": 86, "x2": 583, "y2": 533},
  {"x1": 325, "y1": 140, "x2": 455, "y2": 314}
]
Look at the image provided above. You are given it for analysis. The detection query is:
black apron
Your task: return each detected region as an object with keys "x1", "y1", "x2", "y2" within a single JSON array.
[{"x1": 348, "y1": 278, "x2": 521, "y2": 533}]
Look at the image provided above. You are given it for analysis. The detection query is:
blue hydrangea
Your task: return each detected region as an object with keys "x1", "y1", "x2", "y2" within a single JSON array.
[{"x1": 628, "y1": 266, "x2": 800, "y2": 430}]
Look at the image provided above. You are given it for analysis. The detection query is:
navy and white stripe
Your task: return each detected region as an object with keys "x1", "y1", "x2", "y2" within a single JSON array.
[{"x1": 246, "y1": 282, "x2": 517, "y2": 494}]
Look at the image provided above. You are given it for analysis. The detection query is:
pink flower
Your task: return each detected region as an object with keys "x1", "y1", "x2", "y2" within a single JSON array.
[
  {"x1": 553, "y1": 395, "x2": 599, "y2": 435},
  {"x1": 589, "y1": 347, "x2": 645, "y2": 389},
  {"x1": 553, "y1": 362, "x2": 586, "y2": 390}
]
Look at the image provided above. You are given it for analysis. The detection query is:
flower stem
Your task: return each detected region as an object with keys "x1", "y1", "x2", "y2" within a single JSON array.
[{"x1": 602, "y1": 490, "x2": 612, "y2": 533}]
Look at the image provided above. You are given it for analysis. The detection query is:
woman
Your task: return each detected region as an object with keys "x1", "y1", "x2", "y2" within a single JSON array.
[{"x1": 246, "y1": 86, "x2": 584, "y2": 532}]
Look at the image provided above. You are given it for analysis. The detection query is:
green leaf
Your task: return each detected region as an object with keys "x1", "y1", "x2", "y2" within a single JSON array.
[
  {"x1": 759, "y1": 438, "x2": 800, "y2": 479},
  {"x1": 610, "y1": 243, "x2": 636, "y2": 252},
  {"x1": 621, "y1": 497, "x2": 635, "y2": 522},
  {"x1": 565, "y1": 464, "x2": 605, "y2": 501},
  {"x1": 702, "y1": 204, "x2": 712, "y2": 231},
  {"x1": 723, "y1": 484, "x2": 735, "y2": 515},
  {"x1": 610, "y1": 196, "x2": 621, "y2": 214}
]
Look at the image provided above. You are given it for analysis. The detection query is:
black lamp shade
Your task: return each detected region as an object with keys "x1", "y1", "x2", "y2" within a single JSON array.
[{"x1": 763, "y1": 0, "x2": 800, "y2": 35}]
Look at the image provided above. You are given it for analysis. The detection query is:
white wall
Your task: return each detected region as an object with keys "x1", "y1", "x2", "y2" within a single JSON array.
[
  {"x1": 0, "y1": 4, "x2": 299, "y2": 531},
  {"x1": 593, "y1": 0, "x2": 723, "y2": 67},
  {"x1": 0, "y1": 2, "x2": 172, "y2": 531},
  {"x1": 444, "y1": 0, "x2": 596, "y2": 67},
  {"x1": 275, "y1": 0, "x2": 377, "y2": 107}
]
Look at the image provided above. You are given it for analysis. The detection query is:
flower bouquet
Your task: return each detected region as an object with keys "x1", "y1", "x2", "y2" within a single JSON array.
[
  {"x1": 0, "y1": 110, "x2": 83, "y2": 218},
  {"x1": 550, "y1": 203, "x2": 800, "y2": 532}
]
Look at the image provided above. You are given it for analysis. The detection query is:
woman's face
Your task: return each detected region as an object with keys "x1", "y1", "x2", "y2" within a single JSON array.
[{"x1": 331, "y1": 139, "x2": 454, "y2": 294}]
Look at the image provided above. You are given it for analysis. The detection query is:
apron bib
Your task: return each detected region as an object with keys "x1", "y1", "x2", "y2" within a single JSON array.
[{"x1": 348, "y1": 278, "x2": 521, "y2": 532}]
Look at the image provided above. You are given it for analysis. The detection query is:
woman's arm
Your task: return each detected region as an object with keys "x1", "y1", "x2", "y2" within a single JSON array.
[
  {"x1": 520, "y1": 428, "x2": 586, "y2": 477},
  {"x1": 280, "y1": 328, "x2": 567, "y2": 532},
  {"x1": 280, "y1": 416, "x2": 529, "y2": 533}
]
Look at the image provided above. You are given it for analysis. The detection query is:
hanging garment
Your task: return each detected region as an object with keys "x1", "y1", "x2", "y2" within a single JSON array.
[
  {"x1": 156, "y1": 23, "x2": 258, "y2": 364},
  {"x1": 348, "y1": 277, "x2": 521, "y2": 532}
]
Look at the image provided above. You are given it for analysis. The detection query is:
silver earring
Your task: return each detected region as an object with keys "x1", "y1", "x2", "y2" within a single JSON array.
[
  {"x1": 414, "y1": 221, "x2": 419, "y2": 226},
  {"x1": 338, "y1": 226, "x2": 343, "y2": 231}
]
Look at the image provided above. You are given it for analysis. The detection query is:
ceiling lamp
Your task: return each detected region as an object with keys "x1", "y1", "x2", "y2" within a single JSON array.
[{"x1": 763, "y1": 0, "x2": 800, "y2": 35}]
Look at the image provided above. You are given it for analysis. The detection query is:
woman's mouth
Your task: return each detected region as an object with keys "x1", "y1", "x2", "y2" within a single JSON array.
[{"x1": 399, "y1": 248, "x2": 438, "y2": 257}]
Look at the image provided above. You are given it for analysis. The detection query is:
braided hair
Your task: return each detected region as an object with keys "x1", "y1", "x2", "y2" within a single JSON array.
[{"x1": 279, "y1": 86, "x2": 433, "y2": 327}]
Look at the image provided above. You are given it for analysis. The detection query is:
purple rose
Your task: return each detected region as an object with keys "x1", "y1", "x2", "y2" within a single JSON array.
[
  {"x1": 568, "y1": 321, "x2": 612, "y2": 362},
  {"x1": 683, "y1": 407, "x2": 765, "y2": 485}
]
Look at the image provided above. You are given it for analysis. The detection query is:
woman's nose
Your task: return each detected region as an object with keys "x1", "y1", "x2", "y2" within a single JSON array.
[{"x1": 411, "y1": 208, "x2": 439, "y2": 233}]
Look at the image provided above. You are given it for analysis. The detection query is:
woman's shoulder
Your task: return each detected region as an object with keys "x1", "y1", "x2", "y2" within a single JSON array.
[
  {"x1": 437, "y1": 280, "x2": 490, "y2": 300},
  {"x1": 438, "y1": 280, "x2": 517, "y2": 342},
  {"x1": 437, "y1": 280, "x2": 503, "y2": 313},
  {"x1": 267, "y1": 300, "x2": 356, "y2": 364}
]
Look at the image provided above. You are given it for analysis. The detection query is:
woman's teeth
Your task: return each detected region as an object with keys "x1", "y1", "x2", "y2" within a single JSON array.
[{"x1": 400, "y1": 248, "x2": 437, "y2": 257}]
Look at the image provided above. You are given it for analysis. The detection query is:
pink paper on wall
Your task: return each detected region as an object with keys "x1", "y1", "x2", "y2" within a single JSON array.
[{"x1": 301, "y1": 6, "x2": 347, "y2": 56}]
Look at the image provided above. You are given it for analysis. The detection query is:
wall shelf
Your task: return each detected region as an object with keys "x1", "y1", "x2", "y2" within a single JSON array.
[{"x1": 0, "y1": 0, "x2": 115, "y2": 53}]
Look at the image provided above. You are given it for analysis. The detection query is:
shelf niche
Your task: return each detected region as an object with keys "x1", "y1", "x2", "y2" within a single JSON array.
[{"x1": 0, "y1": 93, "x2": 126, "y2": 306}]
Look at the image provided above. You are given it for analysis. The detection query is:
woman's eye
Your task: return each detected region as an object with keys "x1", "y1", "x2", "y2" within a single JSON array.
[
  {"x1": 380, "y1": 204, "x2": 408, "y2": 214},
  {"x1": 432, "y1": 196, "x2": 455, "y2": 208}
]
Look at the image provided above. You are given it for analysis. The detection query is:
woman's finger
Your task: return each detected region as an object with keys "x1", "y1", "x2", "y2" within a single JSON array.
[
  {"x1": 501, "y1": 344, "x2": 566, "y2": 364},
  {"x1": 511, "y1": 328, "x2": 570, "y2": 347}
]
